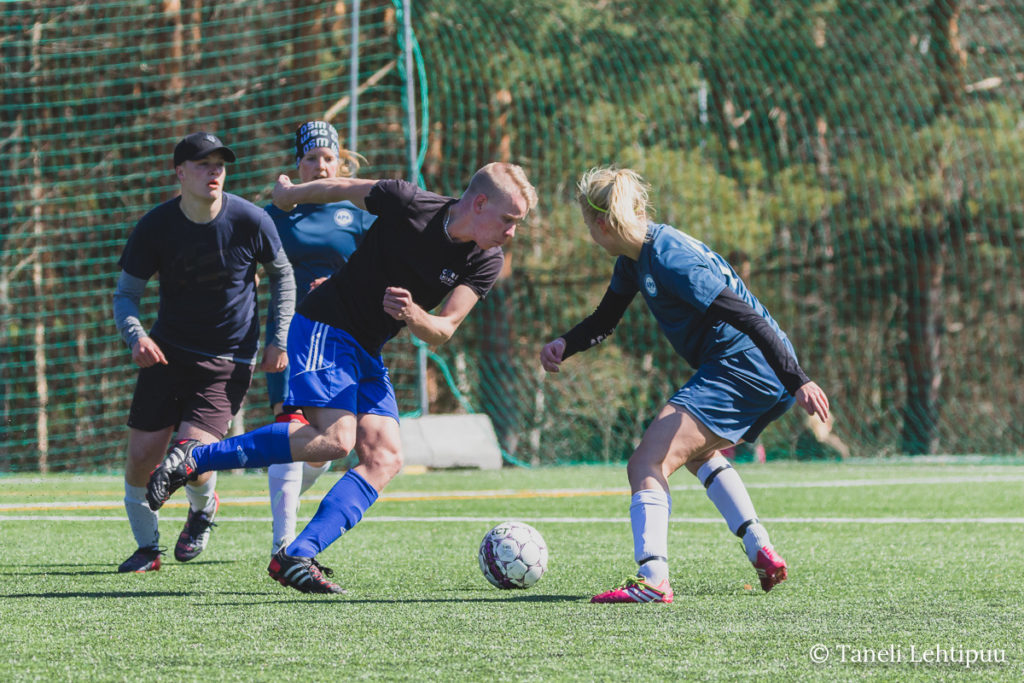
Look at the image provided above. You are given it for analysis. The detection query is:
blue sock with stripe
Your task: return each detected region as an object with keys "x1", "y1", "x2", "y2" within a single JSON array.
[
  {"x1": 286, "y1": 469, "x2": 378, "y2": 557},
  {"x1": 192, "y1": 422, "x2": 292, "y2": 474}
]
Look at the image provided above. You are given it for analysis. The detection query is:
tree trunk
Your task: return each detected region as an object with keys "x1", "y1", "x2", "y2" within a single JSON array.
[
  {"x1": 490, "y1": 89, "x2": 512, "y2": 163},
  {"x1": 703, "y1": 0, "x2": 739, "y2": 165},
  {"x1": 901, "y1": 231, "x2": 945, "y2": 454},
  {"x1": 30, "y1": 22, "x2": 50, "y2": 472},
  {"x1": 291, "y1": 2, "x2": 327, "y2": 110},
  {"x1": 930, "y1": 0, "x2": 965, "y2": 113},
  {"x1": 898, "y1": 0, "x2": 967, "y2": 454},
  {"x1": 160, "y1": 0, "x2": 185, "y2": 95}
]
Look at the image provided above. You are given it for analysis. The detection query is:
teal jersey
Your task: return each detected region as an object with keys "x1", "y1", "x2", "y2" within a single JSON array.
[
  {"x1": 610, "y1": 223, "x2": 788, "y2": 368},
  {"x1": 264, "y1": 201, "x2": 374, "y2": 296}
]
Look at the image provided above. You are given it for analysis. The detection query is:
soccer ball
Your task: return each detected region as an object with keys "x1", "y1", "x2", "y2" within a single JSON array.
[{"x1": 478, "y1": 521, "x2": 548, "y2": 589}]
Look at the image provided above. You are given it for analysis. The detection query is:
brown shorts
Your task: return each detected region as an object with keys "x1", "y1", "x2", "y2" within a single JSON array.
[{"x1": 127, "y1": 342, "x2": 254, "y2": 437}]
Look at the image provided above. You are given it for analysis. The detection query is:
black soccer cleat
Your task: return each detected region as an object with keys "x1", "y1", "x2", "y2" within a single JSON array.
[
  {"x1": 267, "y1": 550, "x2": 345, "y2": 594},
  {"x1": 117, "y1": 546, "x2": 164, "y2": 573},
  {"x1": 146, "y1": 439, "x2": 201, "y2": 511},
  {"x1": 174, "y1": 493, "x2": 219, "y2": 562}
]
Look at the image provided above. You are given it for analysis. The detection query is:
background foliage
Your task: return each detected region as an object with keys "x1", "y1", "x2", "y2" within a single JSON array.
[{"x1": 2, "y1": 0, "x2": 1021, "y2": 470}]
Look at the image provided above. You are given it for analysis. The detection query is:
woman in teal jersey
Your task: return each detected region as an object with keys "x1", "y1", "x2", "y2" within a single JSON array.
[
  {"x1": 263, "y1": 121, "x2": 375, "y2": 556},
  {"x1": 541, "y1": 167, "x2": 830, "y2": 603}
]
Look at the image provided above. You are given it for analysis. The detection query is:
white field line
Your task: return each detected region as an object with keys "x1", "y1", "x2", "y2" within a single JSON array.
[
  {"x1": 1, "y1": 515, "x2": 1023, "y2": 524},
  {"x1": 2, "y1": 473, "x2": 1023, "y2": 512}
]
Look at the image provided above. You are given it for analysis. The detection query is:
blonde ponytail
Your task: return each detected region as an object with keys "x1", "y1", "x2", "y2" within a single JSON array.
[
  {"x1": 337, "y1": 149, "x2": 368, "y2": 178},
  {"x1": 577, "y1": 167, "x2": 650, "y2": 242}
]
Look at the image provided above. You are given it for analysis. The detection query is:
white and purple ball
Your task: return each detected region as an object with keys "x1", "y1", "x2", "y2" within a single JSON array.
[{"x1": 478, "y1": 521, "x2": 548, "y2": 589}]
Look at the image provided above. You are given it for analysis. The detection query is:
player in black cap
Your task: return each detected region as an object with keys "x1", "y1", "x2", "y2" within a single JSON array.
[
  {"x1": 172, "y1": 131, "x2": 237, "y2": 166},
  {"x1": 112, "y1": 132, "x2": 296, "y2": 573}
]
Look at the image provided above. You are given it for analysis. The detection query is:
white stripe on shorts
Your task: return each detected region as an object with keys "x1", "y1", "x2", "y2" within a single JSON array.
[{"x1": 306, "y1": 321, "x2": 326, "y2": 373}]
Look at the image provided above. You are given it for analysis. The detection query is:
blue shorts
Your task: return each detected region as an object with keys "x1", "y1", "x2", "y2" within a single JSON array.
[
  {"x1": 669, "y1": 345, "x2": 796, "y2": 444},
  {"x1": 285, "y1": 313, "x2": 400, "y2": 420}
]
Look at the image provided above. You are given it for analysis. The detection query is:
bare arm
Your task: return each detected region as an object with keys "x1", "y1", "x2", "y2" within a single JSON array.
[
  {"x1": 272, "y1": 174, "x2": 378, "y2": 211},
  {"x1": 383, "y1": 284, "x2": 481, "y2": 347}
]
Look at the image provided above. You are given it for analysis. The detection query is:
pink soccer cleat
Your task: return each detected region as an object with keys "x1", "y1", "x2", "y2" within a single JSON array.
[
  {"x1": 591, "y1": 576, "x2": 674, "y2": 603},
  {"x1": 753, "y1": 546, "x2": 788, "y2": 592}
]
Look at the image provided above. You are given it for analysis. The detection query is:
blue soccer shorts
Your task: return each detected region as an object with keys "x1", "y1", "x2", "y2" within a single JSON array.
[
  {"x1": 285, "y1": 313, "x2": 399, "y2": 420},
  {"x1": 668, "y1": 344, "x2": 796, "y2": 444}
]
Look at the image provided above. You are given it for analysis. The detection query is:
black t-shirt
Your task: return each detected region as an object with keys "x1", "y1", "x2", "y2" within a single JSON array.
[
  {"x1": 118, "y1": 193, "x2": 282, "y2": 359},
  {"x1": 298, "y1": 179, "x2": 504, "y2": 353}
]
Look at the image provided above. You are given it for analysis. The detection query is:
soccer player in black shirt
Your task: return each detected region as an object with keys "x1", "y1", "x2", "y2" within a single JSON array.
[
  {"x1": 148, "y1": 163, "x2": 537, "y2": 593},
  {"x1": 263, "y1": 121, "x2": 376, "y2": 559},
  {"x1": 113, "y1": 132, "x2": 295, "y2": 573}
]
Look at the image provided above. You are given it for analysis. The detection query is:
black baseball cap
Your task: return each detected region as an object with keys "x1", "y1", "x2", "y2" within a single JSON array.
[{"x1": 173, "y1": 132, "x2": 237, "y2": 166}]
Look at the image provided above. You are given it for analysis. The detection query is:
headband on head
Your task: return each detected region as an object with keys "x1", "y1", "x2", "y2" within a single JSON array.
[
  {"x1": 295, "y1": 121, "x2": 341, "y2": 166},
  {"x1": 585, "y1": 195, "x2": 608, "y2": 213}
]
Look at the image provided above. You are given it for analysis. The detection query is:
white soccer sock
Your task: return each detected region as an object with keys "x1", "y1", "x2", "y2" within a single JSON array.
[
  {"x1": 740, "y1": 521, "x2": 772, "y2": 562},
  {"x1": 184, "y1": 472, "x2": 218, "y2": 515},
  {"x1": 630, "y1": 489, "x2": 672, "y2": 584},
  {"x1": 696, "y1": 454, "x2": 771, "y2": 562},
  {"x1": 268, "y1": 462, "x2": 303, "y2": 554},
  {"x1": 299, "y1": 462, "x2": 331, "y2": 495},
  {"x1": 124, "y1": 482, "x2": 159, "y2": 549}
]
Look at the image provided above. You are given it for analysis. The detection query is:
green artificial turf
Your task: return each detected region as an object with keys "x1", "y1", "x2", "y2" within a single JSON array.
[{"x1": 1, "y1": 462, "x2": 1021, "y2": 681}]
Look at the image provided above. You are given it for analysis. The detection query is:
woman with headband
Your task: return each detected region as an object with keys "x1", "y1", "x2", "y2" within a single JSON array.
[
  {"x1": 540, "y1": 167, "x2": 830, "y2": 603},
  {"x1": 262, "y1": 121, "x2": 375, "y2": 558}
]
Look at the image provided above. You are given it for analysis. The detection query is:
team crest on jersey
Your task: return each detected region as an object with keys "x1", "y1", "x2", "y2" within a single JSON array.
[
  {"x1": 334, "y1": 209, "x2": 353, "y2": 226},
  {"x1": 644, "y1": 274, "x2": 657, "y2": 296},
  {"x1": 439, "y1": 269, "x2": 459, "y2": 286}
]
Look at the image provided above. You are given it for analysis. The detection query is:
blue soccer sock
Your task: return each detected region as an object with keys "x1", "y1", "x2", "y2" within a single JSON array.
[
  {"x1": 286, "y1": 469, "x2": 378, "y2": 558},
  {"x1": 192, "y1": 422, "x2": 292, "y2": 474}
]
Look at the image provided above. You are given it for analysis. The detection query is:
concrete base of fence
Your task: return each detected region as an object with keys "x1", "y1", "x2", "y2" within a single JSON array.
[{"x1": 399, "y1": 414, "x2": 503, "y2": 470}]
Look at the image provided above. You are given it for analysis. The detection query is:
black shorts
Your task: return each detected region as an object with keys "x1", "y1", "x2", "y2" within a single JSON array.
[{"x1": 127, "y1": 342, "x2": 254, "y2": 436}]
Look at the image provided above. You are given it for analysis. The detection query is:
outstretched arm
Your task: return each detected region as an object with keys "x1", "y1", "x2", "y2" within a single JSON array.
[
  {"x1": 540, "y1": 286, "x2": 634, "y2": 373},
  {"x1": 272, "y1": 175, "x2": 378, "y2": 211}
]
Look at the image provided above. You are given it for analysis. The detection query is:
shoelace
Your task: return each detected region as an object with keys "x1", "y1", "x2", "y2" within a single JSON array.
[
  {"x1": 186, "y1": 511, "x2": 217, "y2": 536},
  {"x1": 309, "y1": 558, "x2": 335, "y2": 578},
  {"x1": 615, "y1": 575, "x2": 647, "y2": 589}
]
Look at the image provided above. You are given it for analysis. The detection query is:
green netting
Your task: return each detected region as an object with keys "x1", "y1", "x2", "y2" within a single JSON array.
[{"x1": 2, "y1": 1, "x2": 1022, "y2": 472}]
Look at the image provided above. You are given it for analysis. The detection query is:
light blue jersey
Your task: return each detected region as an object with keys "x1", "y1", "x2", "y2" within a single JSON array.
[
  {"x1": 264, "y1": 201, "x2": 374, "y2": 295},
  {"x1": 610, "y1": 223, "x2": 788, "y2": 369},
  {"x1": 263, "y1": 200, "x2": 374, "y2": 407}
]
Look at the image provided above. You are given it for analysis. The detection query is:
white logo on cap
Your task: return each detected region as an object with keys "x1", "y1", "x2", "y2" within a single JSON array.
[
  {"x1": 644, "y1": 274, "x2": 657, "y2": 297},
  {"x1": 205, "y1": 134, "x2": 218, "y2": 144},
  {"x1": 334, "y1": 209, "x2": 353, "y2": 226}
]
